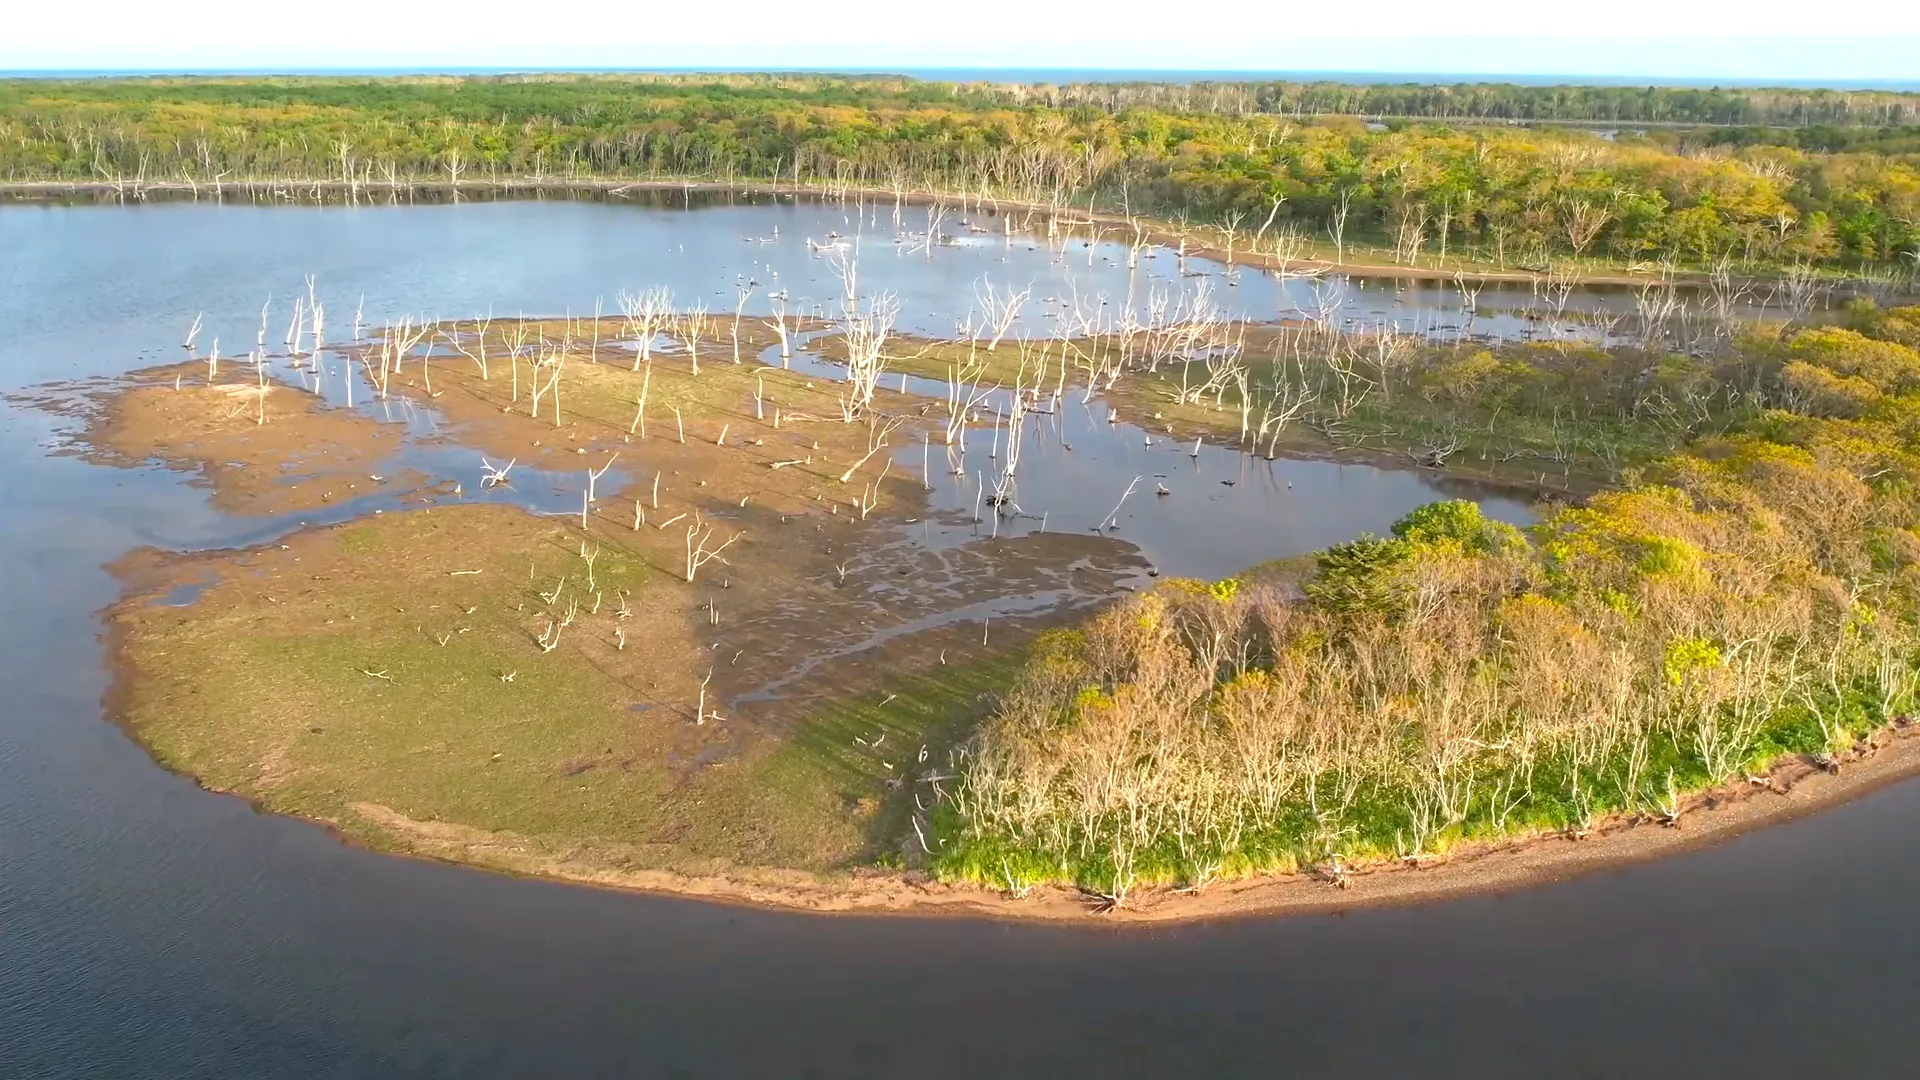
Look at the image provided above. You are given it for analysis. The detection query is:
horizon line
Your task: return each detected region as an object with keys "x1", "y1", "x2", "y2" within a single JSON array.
[{"x1": 2, "y1": 66, "x2": 1919, "y2": 93}]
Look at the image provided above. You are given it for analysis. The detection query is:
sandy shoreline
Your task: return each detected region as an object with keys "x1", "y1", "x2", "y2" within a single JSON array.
[{"x1": 100, "y1": 542, "x2": 1920, "y2": 926}]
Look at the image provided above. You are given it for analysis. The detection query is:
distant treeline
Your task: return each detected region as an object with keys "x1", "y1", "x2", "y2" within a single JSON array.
[
  {"x1": 1, "y1": 74, "x2": 1915, "y2": 272},
  {"x1": 1021, "y1": 79, "x2": 1920, "y2": 128}
]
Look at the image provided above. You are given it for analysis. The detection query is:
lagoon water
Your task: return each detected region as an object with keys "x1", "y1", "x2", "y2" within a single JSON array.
[{"x1": 2, "y1": 195, "x2": 1917, "y2": 1078}]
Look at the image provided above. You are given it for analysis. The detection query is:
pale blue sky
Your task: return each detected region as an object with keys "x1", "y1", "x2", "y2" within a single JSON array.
[{"x1": 5, "y1": 0, "x2": 1918, "y2": 84}]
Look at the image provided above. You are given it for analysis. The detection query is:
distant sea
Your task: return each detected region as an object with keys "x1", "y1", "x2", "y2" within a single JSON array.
[{"x1": 3, "y1": 67, "x2": 1917, "y2": 92}]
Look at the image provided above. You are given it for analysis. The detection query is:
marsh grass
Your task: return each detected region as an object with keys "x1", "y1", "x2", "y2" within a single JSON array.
[{"x1": 113, "y1": 501, "x2": 1045, "y2": 876}]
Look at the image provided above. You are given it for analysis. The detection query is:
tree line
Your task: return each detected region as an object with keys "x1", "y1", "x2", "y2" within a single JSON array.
[
  {"x1": 1, "y1": 75, "x2": 1915, "y2": 273},
  {"x1": 936, "y1": 302, "x2": 1920, "y2": 902}
]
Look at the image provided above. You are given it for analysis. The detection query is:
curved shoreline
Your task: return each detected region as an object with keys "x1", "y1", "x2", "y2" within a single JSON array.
[
  {"x1": 66, "y1": 335, "x2": 1920, "y2": 927},
  {"x1": 98, "y1": 564, "x2": 1920, "y2": 925}
]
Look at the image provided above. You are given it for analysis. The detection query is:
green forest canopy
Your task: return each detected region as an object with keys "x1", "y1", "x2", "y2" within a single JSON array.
[{"x1": 2, "y1": 74, "x2": 1916, "y2": 272}]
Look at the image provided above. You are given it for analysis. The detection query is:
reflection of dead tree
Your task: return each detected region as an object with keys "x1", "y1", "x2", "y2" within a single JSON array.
[
  {"x1": 684, "y1": 517, "x2": 742, "y2": 583},
  {"x1": 618, "y1": 286, "x2": 671, "y2": 371}
]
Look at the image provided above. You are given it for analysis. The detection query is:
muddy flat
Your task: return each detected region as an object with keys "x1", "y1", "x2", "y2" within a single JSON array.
[{"x1": 68, "y1": 327, "x2": 1146, "y2": 887}]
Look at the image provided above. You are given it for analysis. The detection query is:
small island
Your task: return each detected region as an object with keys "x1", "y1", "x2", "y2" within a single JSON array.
[
  {"x1": 21, "y1": 263, "x2": 1916, "y2": 920},
  {"x1": 6, "y1": 72, "x2": 1919, "y2": 919}
]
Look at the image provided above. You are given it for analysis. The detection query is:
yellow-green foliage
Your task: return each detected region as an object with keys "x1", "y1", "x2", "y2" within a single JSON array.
[{"x1": 938, "y1": 306, "x2": 1920, "y2": 897}]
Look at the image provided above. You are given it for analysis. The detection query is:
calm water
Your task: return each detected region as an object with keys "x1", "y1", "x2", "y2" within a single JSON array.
[{"x1": 3, "y1": 199, "x2": 1918, "y2": 1079}]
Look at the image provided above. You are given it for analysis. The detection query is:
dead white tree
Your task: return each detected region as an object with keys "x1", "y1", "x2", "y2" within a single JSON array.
[
  {"x1": 765, "y1": 293, "x2": 793, "y2": 364},
  {"x1": 586, "y1": 454, "x2": 619, "y2": 503},
  {"x1": 527, "y1": 342, "x2": 566, "y2": 425},
  {"x1": 1328, "y1": 186, "x2": 1354, "y2": 265},
  {"x1": 974, "y1": 276, "x2": 1032, "y2": 351},
  {"x1": 504, "y1": 322, "x2": 530, "y2": 403},
  {"x1": 447, "y1": 308, "x2": 493, "y2": 379},
  {"x1": 681, "y1": 303, "x2": 710, "y2": 375},
  {"x1": 480, "y1": 457, "x2": 515, "y2": 488},
  {"x1": 684, "y1": 517, "x2": 742, "y2": 583},
  {"x1": 618, "y1": 286, "x2": 672, "y2": 371},
  {"x1": 942, "y1": 346, "x2": 998, "y2": 446},
  {"x1": 831, "y1": 252, "x2": 898, "y2": 420},
  {"x1": 730, "y1": 279, "x2": 755, "y2": 364},
  {"x1": 840, "y1": 415, "x2": 906, "y2": 483},
  {"x1": 629, "y1": 365, "x2": 651, "y2": 437},
  {"x1": 1101, "y1": 476, "x2": 1143, "y2": 531}
]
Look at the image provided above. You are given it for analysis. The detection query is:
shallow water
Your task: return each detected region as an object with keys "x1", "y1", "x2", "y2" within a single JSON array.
[{"x1": 2, "y1": 198, "x2": 1915, "y2": 1079}]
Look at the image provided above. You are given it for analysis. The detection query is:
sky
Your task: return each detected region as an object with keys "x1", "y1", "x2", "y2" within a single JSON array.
[{"x1": 3, "y1": 0, "x2": 1918, "y2": 84}]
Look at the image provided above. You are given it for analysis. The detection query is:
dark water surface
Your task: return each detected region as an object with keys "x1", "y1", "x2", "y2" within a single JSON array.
[{"x1": 3, "y1": 199, "x2": 1917, "y2": 1079}]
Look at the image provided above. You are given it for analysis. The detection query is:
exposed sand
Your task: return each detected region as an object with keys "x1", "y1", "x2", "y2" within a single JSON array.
[{"x1": 328, "y1": 720, "x2": 1920, "y2": 925}]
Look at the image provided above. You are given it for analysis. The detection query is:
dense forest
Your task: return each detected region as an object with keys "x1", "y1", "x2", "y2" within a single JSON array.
[
  {"x1": 937, "y1": 303, "x2": 1920, "y2": 901},
  {"x1": 2, "y1": 75, "x2": 1916, "y2": 274},
  {"x1": 1026, "y1": 79, "x2": 1920, "y2": 128}
]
